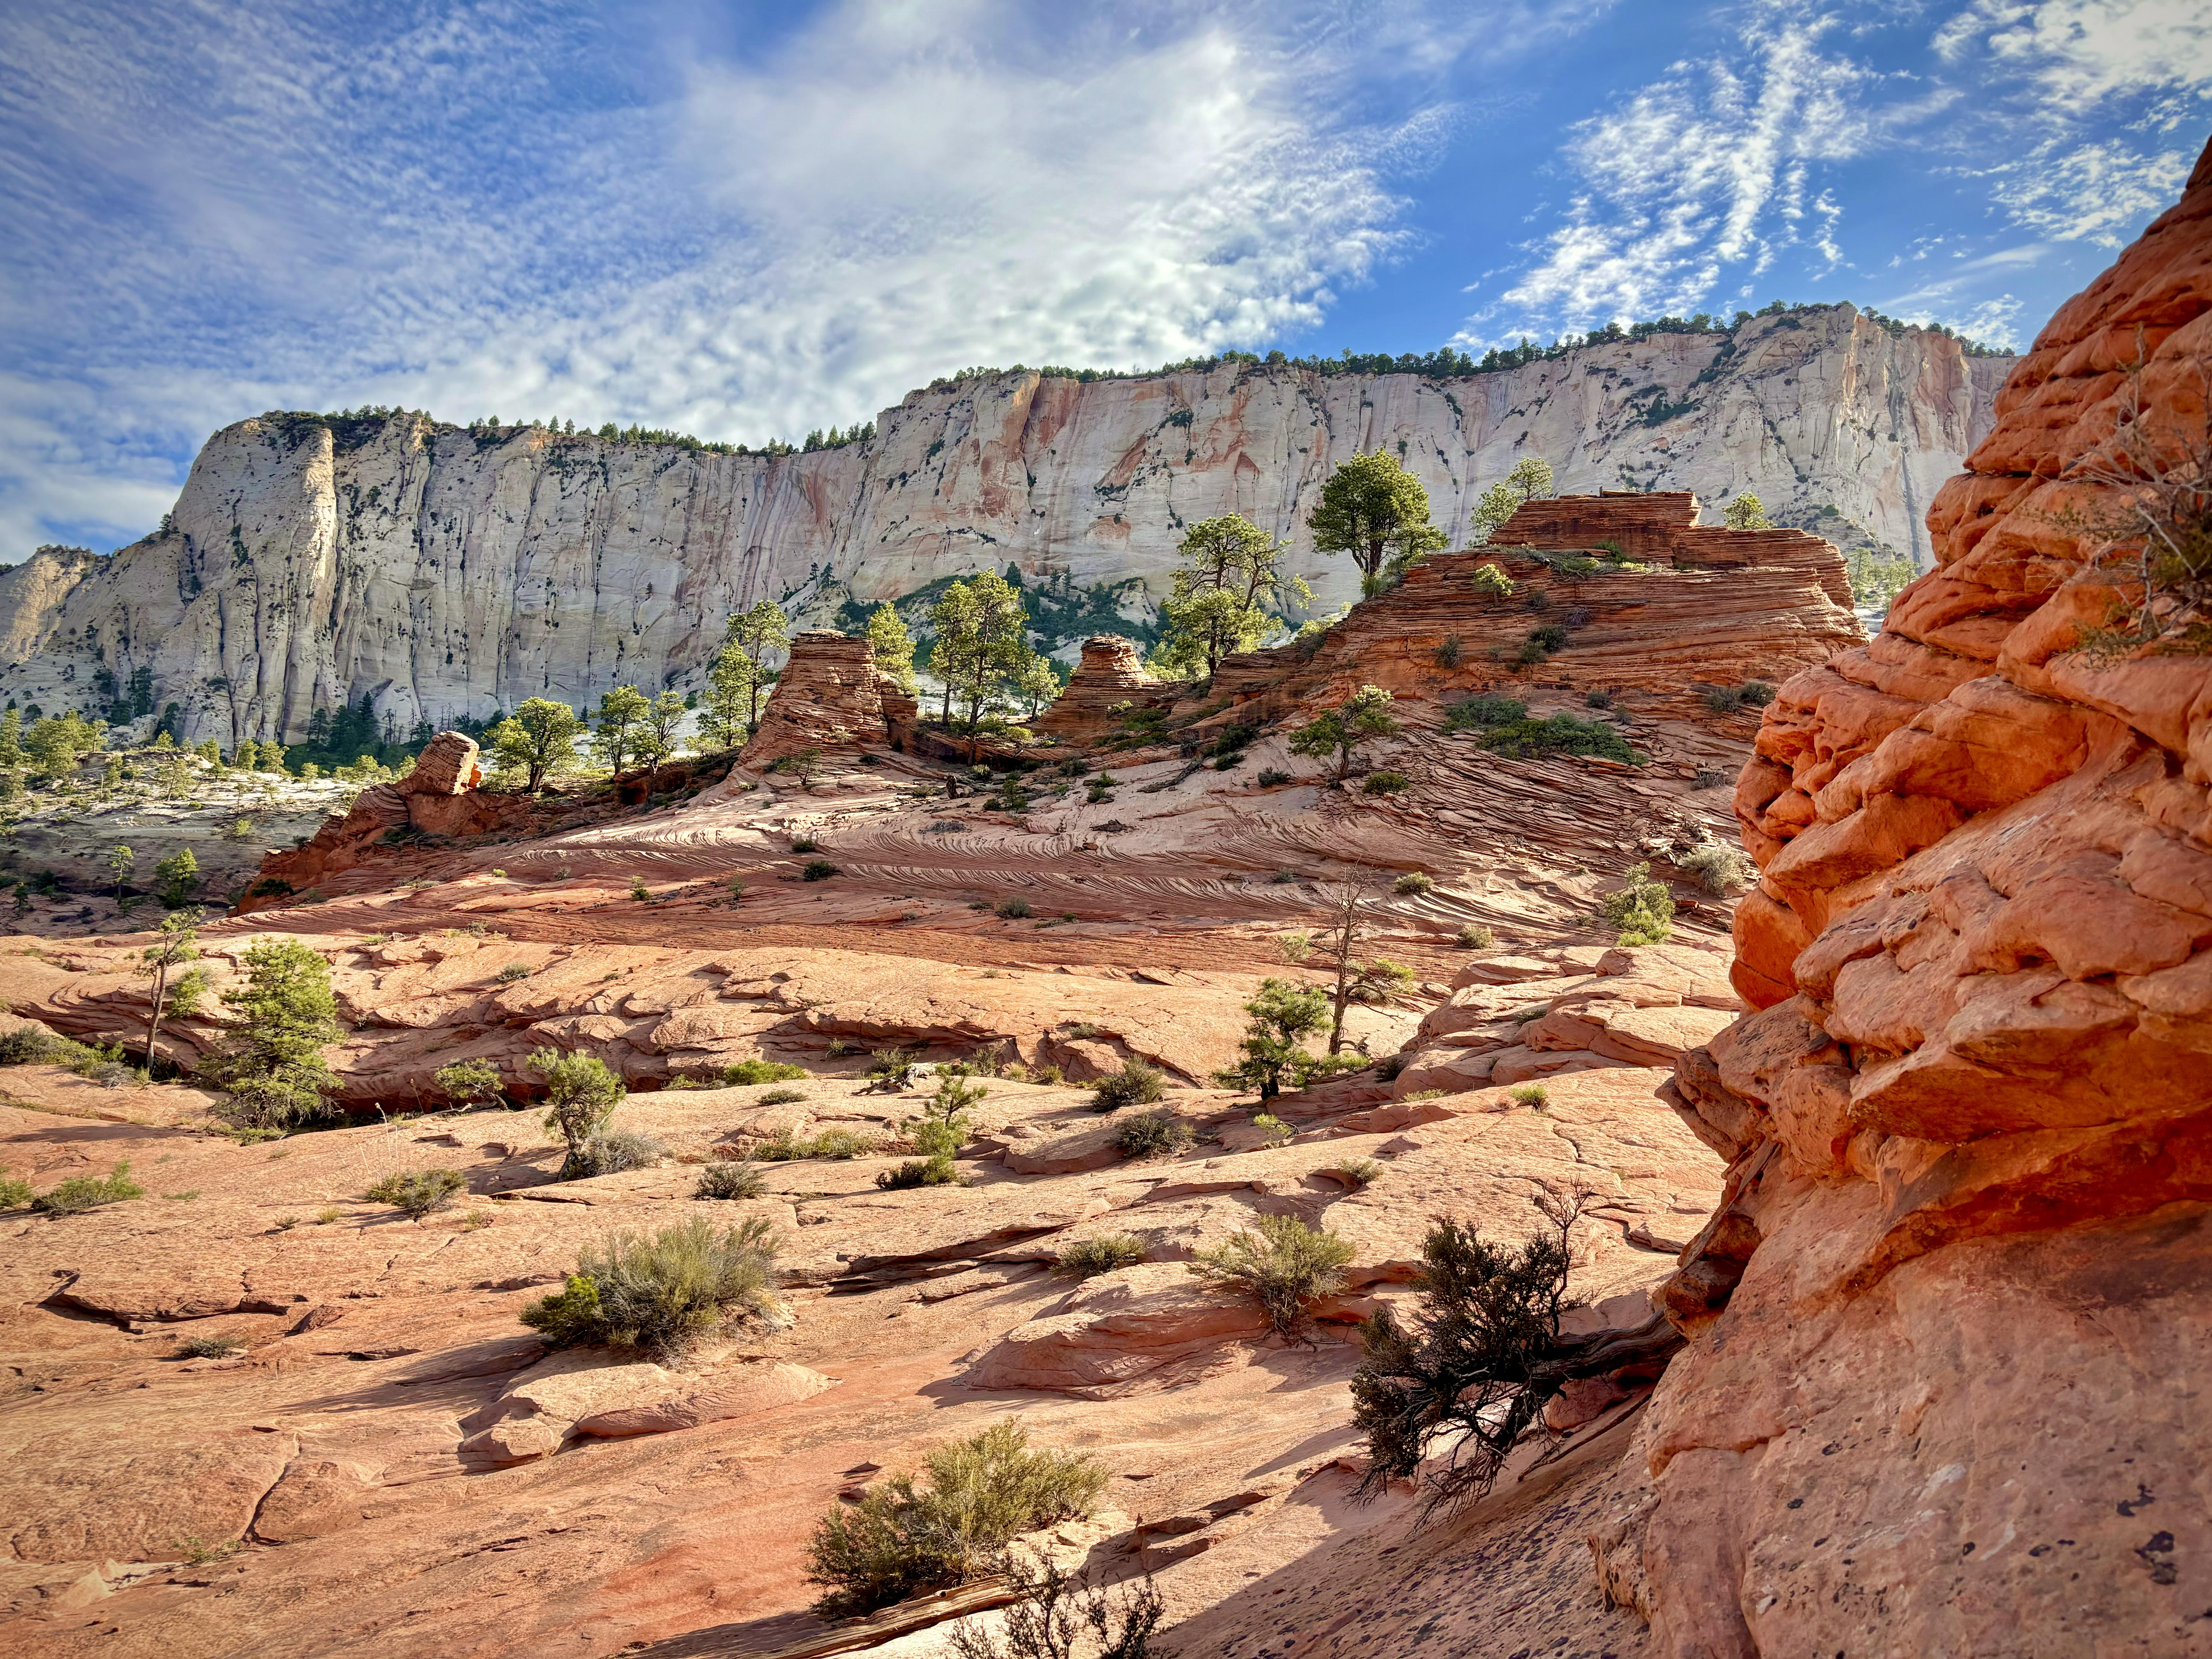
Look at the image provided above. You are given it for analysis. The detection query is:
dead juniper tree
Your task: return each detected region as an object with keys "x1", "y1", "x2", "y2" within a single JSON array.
[
  {"x1": 1349, "y1": 1184, "x2": 1681, "y2": 1520},
  {"x1": 2053, "y1": 347, "x2": 2212, "y2": 658},
  {"x1": 947, "y1": 1554, "x2": 1166, "y2": 1659}
]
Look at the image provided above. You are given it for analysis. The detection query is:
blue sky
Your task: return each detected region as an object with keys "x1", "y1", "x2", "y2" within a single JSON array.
[{"x1": 4, "y1": 0, "x2": 2208, "y2": 556}]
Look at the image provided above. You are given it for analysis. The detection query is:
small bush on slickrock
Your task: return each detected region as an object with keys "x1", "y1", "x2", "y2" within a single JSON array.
[
  {"x1": 522, "y1": 1216, "x2": 778, "y2": 1358},
  {"x1": 695, "y1": 1160, "x2": 765, "y2": 1200},
  {"x1": 720, "y1": 1059, "x2": 810, "y2": 1085},
  {"x1": 1602, "y1": 861, "x2": 1674, "y2": 946},
  {"x1": 1393, "y1": 871, "x2": 1433, "y2": 895},
  {"x1": 1055, "y1": 1232, "x2": 1147, "y2": 1278},
  {"x1": 1115, "y1": 1112, "x2": 1192, "y2": 1161},
  {"x1": 175, "y1": 1331, "x2": 247, "y2": 1360},
  {"x1": 1089, "y1": 1060, "x2": 1164, "y2": 1112},
  {"x1": 1188, "y1": 1214, "x2": 1354, "y2": 1342},
  {"x1": 1456, "y1": 922, "x2": 1496, "y2": 949},
  {"x1": 807, "y1": 1422, "x2": 1108, "y2": 1617},
  {"x1": 364, "y1": 1168, "x2": 466, "y2": 1218},
  {"x1": 32, "y1": 1159, "x2": 143, "y2": 1214},
  {"x1": 1680, "y1": 842, "x2": 1756, "y2": 895},
  {"x1": 571, "y1": 1132, "x2": 667, "y2": 1177}
]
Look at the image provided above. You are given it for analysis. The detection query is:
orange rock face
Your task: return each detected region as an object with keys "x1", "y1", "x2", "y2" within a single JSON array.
[
  {"x1": 738, "y1": 630, "x2": 906, "y2": 766},
  {"x1": 1033, "y1": 635, "x2": 1175, "y2": 743},
  {"x1": 1643, "y1": 137, "x2": 2212, "y2": 1656}
]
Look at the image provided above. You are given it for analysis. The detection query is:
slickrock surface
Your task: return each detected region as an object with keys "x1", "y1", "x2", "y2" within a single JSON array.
[
  {"x1": 1635, "y1": 136, "x2": 2212, "y2": 1657},
  {"x1": 0, "y1": 310, "x2": 2005, "y2": 747}
]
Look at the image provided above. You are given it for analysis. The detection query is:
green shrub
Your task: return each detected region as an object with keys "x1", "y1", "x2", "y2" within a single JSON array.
[
  {"x1": 364, "y1": 1168, "x2": 466, "y2": 1218},
  {"x1": 1508, "y1": 1083, "x2": 1549, "y2": 1108},
  {"x1": 1585, "y1": 689, "x2": 1613, "y2": 709},
  {"x1": 1115, "y1": 1111, "x2": 1192, "y2": 1160},
  {"x1": 791, "y1": 836, "x2": 819, "y2": 854},
  {"x1": 805, "y1": 1422, "x2": 1108, "y2": 1616},
  {"x1": 175, "y1": 1331, "x2": 247, "y2": 1359},
  {"x1": 1433, "y1": 634, "x2": 1463, "y2": 668},
  {"x1": 876, "y1": 1154, "x2": 957, "y2": 1190},
  {"x1": 1455, "y1": 923, "x2": 1495, "y2": 950},
  {"x1": 521, "y1": 1216, "x2": 778, "y2": 1357},
  {"x1": 718, "y1": 1058, "x2": 811, "y2": 1086},
  {"x1": 1252, "y1": 1111, "x2": 1293, "y2": 1145},
  {"x1": 31, "y1": 1159, "x2": 143, "y2": 1214},
  {"x1": 994, "y1": 896, "x2": 1032, "y2": 919},
  {"x1": 0, "y1": 1029, "x2": 57, "y2": 1065},
  {"x1": 1442, "y1": 694, "x2": 1528, "y2": 732},
  {"x1": 630, "y1": 876, "x2": 653, "y2": 902},
  {"x1": 947, "y1": 1556, "x2": 1166, "y2": 1659},
  {"x1": 571, "y1": 1132, "x2": 666, "y2": 1176},
  {"x1": 696, "y1": 1161, "x2": 766, "y2": 1200},
  {"x1": 1601, "y1": 861, "x2": 1675, "y2": 946},
  {"x1": 1089, "y1": 1061, "x2": 1165, "y2": 1112},
  {"x1": 1740, "y1": 679, "x2": 1777, "y2": 707},
  {"x1": 1363, "y1": 770, "x2": 1409, "y2": 795},
  {"x1": 865, "y1": 1047, "x2": 917, "y2": 1088},
  {"x1": 0, "y1": 1169, "x2": 31, "y2": 1208},
  {"x1": 1470, "y1": 563, "x2": 1516, "y2": 599},
  {"x1": 1680, "y1": 842, "x2": 1756, "y2": 896},
  {"x1": 1334, "y1": 1157, "x2": 1383, "y2": 1187},
  {"x1": 801, "y1": 860, "x2": 839, "y2": 881},
  {"x1": 756, "y1": 1087, "x2": 807, "y2": 1106},
  {"x1": 1393, "y1": 871, "x2": 1433, "y2": 895},
  {"x1": 1187, "y1": 1213, "x2": 1355, "y2": 1340},
  {"x1": 1257, "y1": 768, "x2": 1291, "y2": 787},
  {"x1": 495, "y1": 963, "x2": 533, "y2": 984},
  {"x1": 1054, "y1": 1232, "x2": 1147, "y2": 1277},
  {"x1": 434, "y1": 1058, "x2": 504, "y2": 1108},
  {"x1": 754, "y1": 1127, "x2": 877, "y2": 1161}
]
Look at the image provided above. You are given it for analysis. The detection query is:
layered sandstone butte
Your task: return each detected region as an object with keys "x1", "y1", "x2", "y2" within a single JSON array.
[
  {"x1": 1032, "y1": 635, "x2": 1175, "y2": 742},
  {"x1": 737, "y1": 631, "x2": 909, "y2": 766},
  {"x1": 1636, "y1": 138, "x2": 2212, "y2": 1657},
  {"x1": 0, "y1": 308, "x2": 2005, "y2": 748},
  {"x1": 1202, "y1": 500, "x2": 1863, "y2": 731},
  {"x1": 1497, "y1": 490, "x2": 1856, "y2": 608}
]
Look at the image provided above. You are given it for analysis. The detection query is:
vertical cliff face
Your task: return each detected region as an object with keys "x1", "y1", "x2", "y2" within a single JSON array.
[
  {"x1": 1639, "y1": 139, "x2": 2212, "y2": 1657},
  {"x1": 0, "y1": 307, "x2": 2007, "y2": 747}
]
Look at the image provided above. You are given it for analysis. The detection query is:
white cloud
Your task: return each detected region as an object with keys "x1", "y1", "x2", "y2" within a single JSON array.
[
  {"x1": 3, "y1": 0, "x2": 1613, "y2": 553},
  {"x1": 1934, "y1": 0, "x2": 2212, "y2": 112},
  {"x1": 1457, "y1": 7, "x2": 1941, "y2": 340},
  {"x1": 1984, "y1": 135, "x2": 2193, "y2": 246}
]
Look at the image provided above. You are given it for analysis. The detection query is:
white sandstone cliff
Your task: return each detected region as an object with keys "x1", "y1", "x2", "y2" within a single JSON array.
[{"x1": 1, "y1": 305, "x2": 2008, "y2": 745}]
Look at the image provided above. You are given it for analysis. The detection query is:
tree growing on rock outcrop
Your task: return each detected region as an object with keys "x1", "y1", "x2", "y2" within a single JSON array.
[
  {"x1": 1350, "y1": 1188, "x2": 1673, "y2": 1516},
  {"x1": 141, "y1": 907, "x2": 204, "y2": 1070},
  {"x1": 590, "y1": 685, "x2": 650, "y2": 773},
  {"x1": 699, "y1": 644, "x2": 757, "y2": 751},
  {"x1": 529, "y1": 1049, "x2": 627, "y2": 1180},
  {"x1": 208, "y1": 936, "x2": 341, "y2": 1130},
  {"x1": 932, "y1": 571, "x2": 1039, "y2": 747},
  {"x1": 635, "y1": 690, "x2": 687, "y2": 785},
  {"x1": 723, "y1": 600, "x2": 792, "y2": 730},
  {"x1": 1723, "y1": 491, "x2": 1774, "y2": 530},
  {"x1": 1287, "y1": 685, "x2": 1399, "y2": 783},
  {"x1": 1470, "y1": 456, "x2": 1557, "y2": 544},
  {"x1": 866, "y1": 603, "x2": 918, "y2": 693},
  {"x1": 1309, "y1": 450, "x2": 1448, "y2": 594},
  {"x1": 1157, "y1": 514, "x2": 1314, "y2": 677},
  {"x1": 1314, "y1": 884, "x2": 1416, "y2": 1054},
  {"x1": 1214, "y1": 977, "x2": 1330, "y2": 1100},
  {"x1": 488, "y1": 698, "x2": 582, "y2": 792}
]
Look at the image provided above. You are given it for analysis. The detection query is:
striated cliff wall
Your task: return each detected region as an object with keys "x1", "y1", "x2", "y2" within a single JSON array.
[
  {"x1": 1636, "y1": 138, "x2": 2212, "y2": 1656},
  {"x1": 0, "y1": 309, "x2": 2005, "y2": 749}
]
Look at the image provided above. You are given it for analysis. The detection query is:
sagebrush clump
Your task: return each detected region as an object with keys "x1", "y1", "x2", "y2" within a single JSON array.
[
  {"x1": 1054, "y1": 1232, "x2": 1147, "y2": 1278},
  {"x1": 364, "y1": 1168, "x2": 466, "y2": 1218},
  {"x1": 806, "y1": 1421, "x2": 1108, "y2": 1616},
  {"x1": 695, "y1": 1160, "x2": 766, "y2": 1200},
  {"x1": 1601, "y1": 861, "x2": 1675, "y2": 946},
  {"x1": 1089, "y1": 1060, "x2": 1165, "y2": 1112},
  {"x1": 1189, "y1": 1214, "x2": 1354, "y2": 1341},
  {"x1": 522, "y1": 1216, "x2": 778, "y2": 1358},
  {"x1": 31, "y1": 1159, "x2": 143, "y2": 1214},
  {"x1": 1115, "y1": 1111, "x2": 1192, "y2": 1161}
]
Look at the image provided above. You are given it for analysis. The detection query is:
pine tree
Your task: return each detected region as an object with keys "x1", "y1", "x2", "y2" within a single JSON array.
[
  {"x1": 1157, "y1": 514, "x2": 1312, "y2": 677},
  {"x1": 591, "y1": 685, "x2": 650, "y2": 773},
  {"x1": 723, "y1": 601, "x2": 791, "y2": 730},
  {"x1": 213, "y1": 937, "x2": 341, "y2": 1130},
  {"x1": 488, "y1": 699, "x2": 583, "y2": 792},
  {"x1": 866, "y1": 604, "x2": 918, "y2": 692},
  {"x1": 1308, "y1": 452, "x2": 1448, "y2": 591}
]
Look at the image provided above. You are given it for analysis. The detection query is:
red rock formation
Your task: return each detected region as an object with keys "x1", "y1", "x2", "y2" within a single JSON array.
[
  {"x1": 739, "y1": 631, "x2": 902, "y2": 766},
  {"x1": 1200, "y1": 501, "x2": 1862, "y2": 732},
  {"x1": 1035, "y1": 635, "x2": 1177, "y2": 744},
  {"x1": 1496, "y1": 489, "x2": 1856, "y2": 608},
  {"x1": 1639, "y1": 136, "x2": 2212, "y2": 1657},
  {"x1": 239, "y1": 732, "x2": 528, "y2": 912}
]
